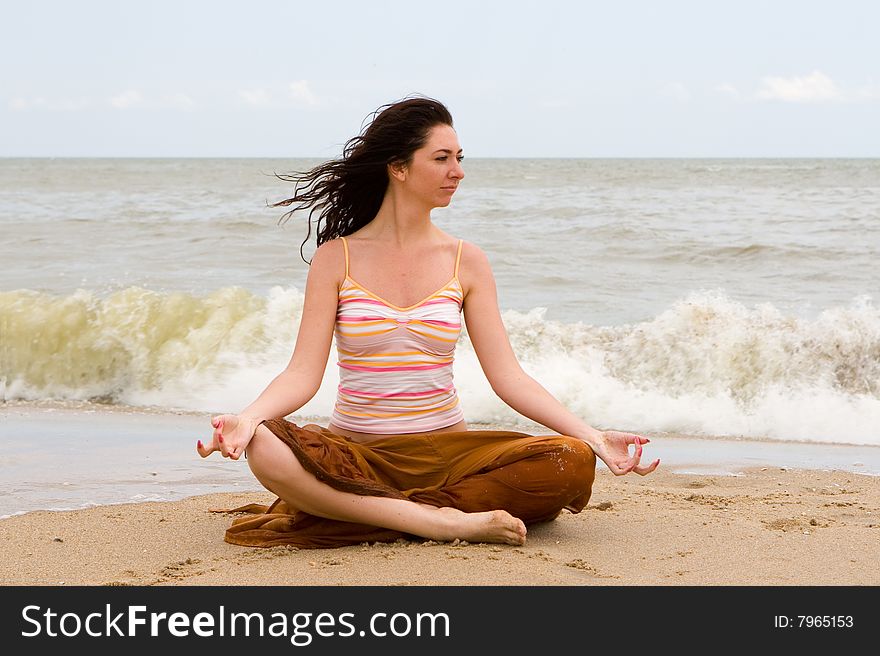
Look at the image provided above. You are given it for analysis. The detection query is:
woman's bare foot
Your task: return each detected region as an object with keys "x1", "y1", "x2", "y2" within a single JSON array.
[{"x1": 435, "y1": 507, "x2": 527, "y2": 545}]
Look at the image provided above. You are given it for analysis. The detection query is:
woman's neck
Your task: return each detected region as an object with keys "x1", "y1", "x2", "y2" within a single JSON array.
[{"x1": 362, "y1": 190, "x2": 437, "y2": 247}]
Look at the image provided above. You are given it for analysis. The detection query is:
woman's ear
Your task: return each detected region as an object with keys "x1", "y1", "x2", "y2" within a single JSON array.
[{"x1": 387, "y1": 160, "x2": 407, "y2": 182}]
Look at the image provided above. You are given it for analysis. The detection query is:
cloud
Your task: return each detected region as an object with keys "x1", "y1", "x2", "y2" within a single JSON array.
[
  {"x1": 715, "y1": 74, "x2": 877, "y2": 105},
  {"x1": 289, "y1": 80, "x2": 318, "y2": 106},
  {"x1": 110, "y1": 89, "x2": 144, "y2": 109},
  {"x1": 237, "y1": 82, "x2": 319, "y2": 108},
  {"x1": 714, "y1": 83, "x2": 741, "y2": 100},
  {"x1": 9, "y1": 97, "x2": 32, "y2": 111},
  {"x1": 239, "y1": 88, "x2": 273, "y2": 106},
  {"x1": 756, "y1": 70, "x2": 841, "y2": 103},
  {"x1": 160, "y1": 93, "x2": 196, "y2": 111}
]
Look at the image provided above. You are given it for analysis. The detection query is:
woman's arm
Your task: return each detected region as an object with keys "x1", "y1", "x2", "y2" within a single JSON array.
[
  {"x1": 199, "y1": 240, "x2": 341, "y2": 460},
  {"x1": 460, "y1": 243, "x2": 658, "y2": 475}
]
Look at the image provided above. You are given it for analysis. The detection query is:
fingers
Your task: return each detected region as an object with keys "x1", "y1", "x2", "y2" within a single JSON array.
[
  {"x1": 615, "y1": 437, "x2": 661, "y2": 477},
  {"x1": 626, "y1": 436, "x2": 662, "y2": 476},
  {"x1": 633, "y1": 458, "x2": 661, "y2": 476},
  {"x1": 218, "y1": 432, "x2": 232, "y2": 458},
  {"x1": 220, "y1": 434, "x2": 241, "y2": 460},
  {"x1": 199, "y1": 417, "x2": 246, "y2": 460},
  {"x1": 196, "y1": 438, "x2": 218, "y2": 458},
  {"x1": 199, "y1": 416, "x2": 228, "y2": 459},
  {"x1": 628, "y1": 435, "x2": 643, "y2": 468},
  {"x1": 608, "y1": 430, "x2": 650, "y2": 444},
  {"x1": 612, "y1": 435, "x2": 643, "y2": 476},
  {"x1": 198, "y1": 434, "x2": 237, "y2": 459},
  {"x1": 212, "y1": 417, "x2": 228, "y2": 456},
  {"x1": 613, "y1": 456, "x2": 636, "y2": 475}
]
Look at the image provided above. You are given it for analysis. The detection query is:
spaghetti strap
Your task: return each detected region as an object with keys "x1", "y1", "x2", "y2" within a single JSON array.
[
  {"x1": 341, "y1": 236, "x2": 350, "y2": 278},
  {"x1": 454, "y1": 239, "x2": 463, "y2": 278}
]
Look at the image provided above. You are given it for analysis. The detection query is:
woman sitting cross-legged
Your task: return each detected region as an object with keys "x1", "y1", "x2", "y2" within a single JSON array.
[{"x1": 197, "y1": 96, "x2": 658, "y2": 548}]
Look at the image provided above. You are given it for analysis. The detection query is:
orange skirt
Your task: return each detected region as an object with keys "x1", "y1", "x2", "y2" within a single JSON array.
[{"x1": 222, "y1": 419, "x2": 596, "y2": 548}]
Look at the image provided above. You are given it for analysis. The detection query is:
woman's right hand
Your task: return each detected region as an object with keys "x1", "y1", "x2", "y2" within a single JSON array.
[
  {"x1": 196, "y1": 414, "x2": 260, "y2": 461},
  {"x1": 588, "y1": 430, "x2": 660, "y2": 476}
]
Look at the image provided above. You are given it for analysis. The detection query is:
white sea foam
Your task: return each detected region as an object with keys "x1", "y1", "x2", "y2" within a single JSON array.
[{"x1": 3, "y1": 286, "x2": 878, "y2": 445}]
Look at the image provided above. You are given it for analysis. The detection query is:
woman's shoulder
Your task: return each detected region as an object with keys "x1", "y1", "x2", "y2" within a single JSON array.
[
  {"x1": 313, "y1": 237, "x2": 346, "y2": 263},
  {"x1": 432, "y1": 230, "x2": 479, "y2": 256},
  {"x1": 455, "y1": 239, "x2": 494, "y2": 300},
  {"x1": 309, "y1": 238, "x2": 347, "y2": 286},
  {"x1": 429, "y1": 233, "x2": 486, "y2": 272},
  {"x1": 457, "y1": 238, "x2": 489, "y2": 268}
]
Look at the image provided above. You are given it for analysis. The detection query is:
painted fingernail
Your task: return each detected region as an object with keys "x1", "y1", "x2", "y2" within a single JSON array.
[
  {"x1": 197, "y1": 440, "x2": 203, "y2": 448},
  {"x1": 218, "y1": 435, "x2": 223, "y2": 443}
]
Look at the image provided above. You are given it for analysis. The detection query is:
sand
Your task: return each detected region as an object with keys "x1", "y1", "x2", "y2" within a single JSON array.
[{"x1": 3, "y1": 465, "x2": 878, "y2": 586}]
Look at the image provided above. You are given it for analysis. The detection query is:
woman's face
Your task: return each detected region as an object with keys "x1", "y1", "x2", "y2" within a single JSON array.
[{"x1": 396, "y1": 124, "x2": 465, "y2": 208}]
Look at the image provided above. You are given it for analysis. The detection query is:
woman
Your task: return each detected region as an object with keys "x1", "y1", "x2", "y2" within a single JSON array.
[{"x1": 198, "y1": 96, "x2": 658, "y2": 548}]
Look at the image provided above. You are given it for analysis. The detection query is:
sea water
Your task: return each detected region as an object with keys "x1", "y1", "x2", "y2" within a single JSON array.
[{"x1": 1, "y1": 158, "x2": 879, "y2": 514}]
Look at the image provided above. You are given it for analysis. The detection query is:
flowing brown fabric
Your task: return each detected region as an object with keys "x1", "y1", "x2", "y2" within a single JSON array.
[{"x1": 221, "y1": 419, "x2": 595, "y2": 548}]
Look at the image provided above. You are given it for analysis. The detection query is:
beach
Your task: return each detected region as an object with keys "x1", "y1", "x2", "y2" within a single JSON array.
[
  {"x1": 3, "y1": 462, "x2": 878, "y2": 586},
  {"x1": 3, "y1": 157, "x2": 879, "y2": 587},
  {"x1": 2, "y1": 405, "x2": 879, "y2": 587}
]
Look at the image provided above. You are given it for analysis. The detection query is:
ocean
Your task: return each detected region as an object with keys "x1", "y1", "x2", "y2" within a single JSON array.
[{"x1": 2, "y1": 157, "x2": 879, "y2": 516}]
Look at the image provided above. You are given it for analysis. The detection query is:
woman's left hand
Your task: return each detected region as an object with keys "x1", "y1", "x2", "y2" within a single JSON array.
[
  {"x1": 196, "y1": 414, "x2": 258, "y2": 461},
  {"x1": 588, "y1": 430, "x2": 660, "y2": 476}
]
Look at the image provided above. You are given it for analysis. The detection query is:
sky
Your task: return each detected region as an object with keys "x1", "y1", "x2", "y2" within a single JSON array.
[{"x1": 1, "y1": 0, "x2": 878, "y2": 158}]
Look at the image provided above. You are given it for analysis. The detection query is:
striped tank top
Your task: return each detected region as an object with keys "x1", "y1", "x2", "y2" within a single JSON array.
[{"x1": 331, "y1": 237, "x2": 466, "y2": 434}]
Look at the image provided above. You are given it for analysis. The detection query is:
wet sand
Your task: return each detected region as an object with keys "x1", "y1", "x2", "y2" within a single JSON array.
[{"x1": 3, "y1": 401, "x2": 879, "y2": 518}]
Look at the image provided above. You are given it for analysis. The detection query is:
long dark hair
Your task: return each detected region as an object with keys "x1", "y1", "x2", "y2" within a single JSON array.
[{"x1": 271, "y1": 95, "x2": 454, "y2": 264}]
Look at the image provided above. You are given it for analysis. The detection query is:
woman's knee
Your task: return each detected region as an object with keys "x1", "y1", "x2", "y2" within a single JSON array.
[
  {"x1": 245, "y1": 424, "x2": 274, "y2": 459},
  {"x1": 553, "y1": 437, "x2": 596, "y2": 492},
  {"x1": 246, "y1": 425, "x2": 303, "y2": 485}
]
